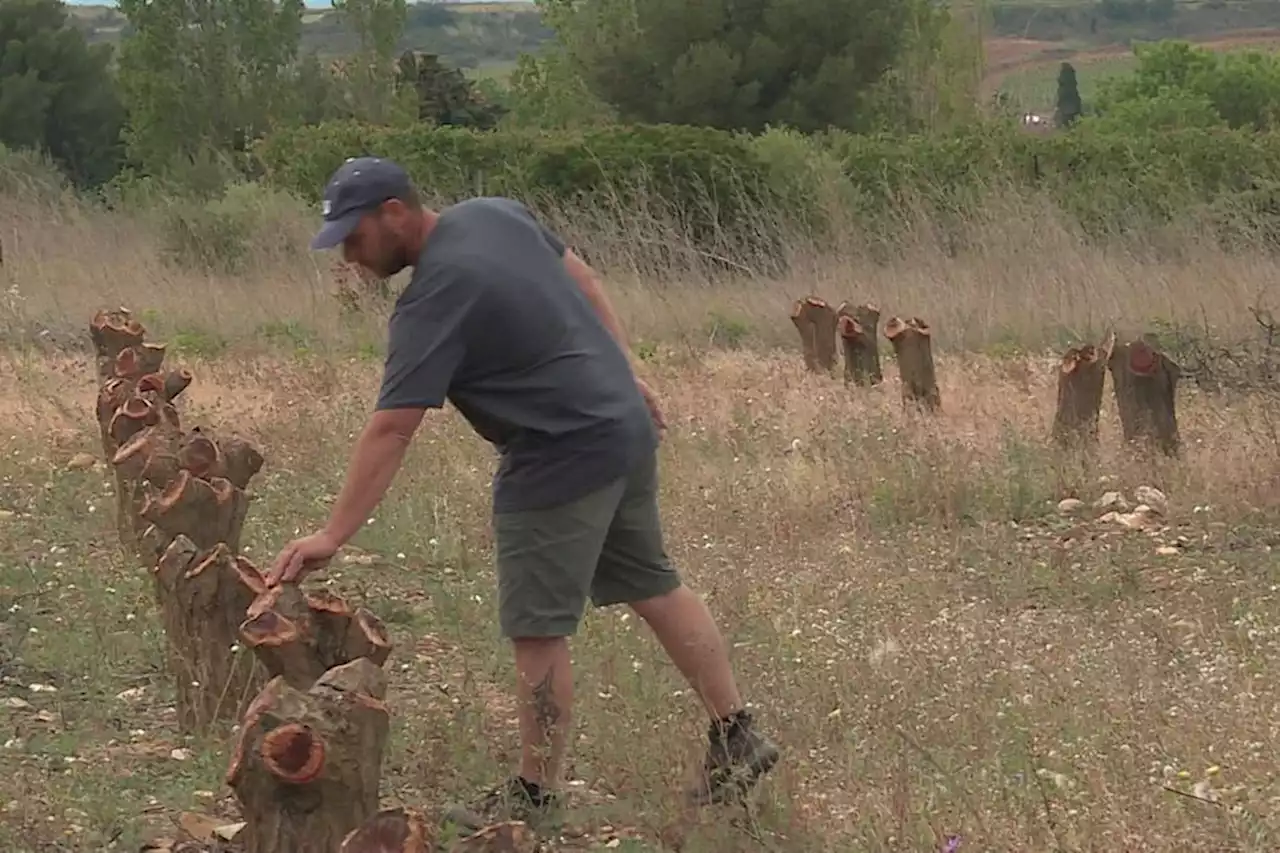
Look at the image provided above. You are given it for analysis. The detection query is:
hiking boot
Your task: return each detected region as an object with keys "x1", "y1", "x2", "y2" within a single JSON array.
[
  {"x1": 440, "y1": 776, "x2": 564, "y2": 839},
  {"x1": 686, "y1": 709, "x2": 781, "y2": 806}
]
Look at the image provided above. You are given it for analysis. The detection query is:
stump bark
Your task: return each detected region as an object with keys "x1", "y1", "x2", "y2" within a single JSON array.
[
  {"x1": 1052, "y1": 332, "x2": 1115, "y2": 450},
  {"x1": 789, "y1": 296, "x2": 838, "y2": 373},
  {"x1": 884, "y1": 316, "x2": 941, "y2": 411},
  {"x1": 227, "y1": 658, "x2": 392, "y2": 853},
  {"x1": 1108, "y1": 336, "x2": 1181, "y2": 457},
  {"x1": 836, "y1": 301, "x2": 883, "y2": 386}
]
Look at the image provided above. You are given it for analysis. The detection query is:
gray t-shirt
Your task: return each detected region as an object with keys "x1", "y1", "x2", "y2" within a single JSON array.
[{"x1": 375, "y1": 196, "x2": 658, "y2": 514}]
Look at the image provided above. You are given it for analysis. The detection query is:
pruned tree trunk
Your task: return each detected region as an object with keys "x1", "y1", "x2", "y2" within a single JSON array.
[
  {"x1": 227, "y1": 658, "x2": 392, "y2": 853},
  {"x1": 836, "y1": 301, "x2": 882, "y2": 386},
  {"x1": 1052, "y1": 331, "x2": 1114, "y2": 450},
  {"x1": 90, "y1": 308, "x2": 192, "y2": 551},
  {"x1": 150, "y1": 538, "x2": 269, "y2": 732},
  {"x1": 1108, "y1": 336, "x2": 1181, "y2": 457},
  {"x1": 89, "y1": 307, "x2": 269, "y2": 733},
  {"x1": 239, "y1": 583, "x2": 393, "y2": 691},
  {"x1": 789, "y1": 296, "x2": 838, "y2": 373},
  {"x1": 884, "y1": 316, "x2": 941, "y2": 412}
]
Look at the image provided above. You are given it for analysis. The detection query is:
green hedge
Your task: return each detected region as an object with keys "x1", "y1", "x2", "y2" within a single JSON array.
[
  {"x1": 253, "y1": 120, "x2": 782, "y2": 253},
  {"x1": 255, "y1": 118, "x2": 1280, "y2": 251},
  {"x1": 824, "y1": 122, "x2": 1280, "y2": 236}
]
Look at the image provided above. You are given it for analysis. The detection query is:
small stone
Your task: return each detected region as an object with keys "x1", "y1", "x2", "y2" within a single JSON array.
[
  {"x1": 1057, "y1": 498, "x2": 1085, "y2": 515},
  {"x1": 2, "y1": 697, "x2": 31, "y2": 710},
  {"x1": 169, "y1": 748, "x2": 192, "y2": 761},
  {"x1": 65, "y1": 452, "x2": 96, "y2": 471},
  {"x1": 1134, "y1": 486, "x2": 1168, "y2": 515},
  {"x1": 1094, "y1": 491, "x2": 1129, "y2": 512},
  {"x1": 1156, "y1": 546, "x2": 1180, "y2": 556}
]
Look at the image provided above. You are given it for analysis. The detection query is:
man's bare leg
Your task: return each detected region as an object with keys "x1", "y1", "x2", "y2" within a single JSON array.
[
  {"x1": 630, "y1": 583, "x2": 780, "y2": 805},
  {"x1": 628, "y1": 585, "x2": 742, "y2": 718},
  {"x1": 512, "y1": 635, "x2": 574, "y2": 789}
]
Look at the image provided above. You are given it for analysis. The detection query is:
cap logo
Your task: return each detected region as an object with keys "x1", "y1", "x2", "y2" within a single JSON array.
[{"x1": 322, "y1": 199, "x2": 332, "y2": 217}]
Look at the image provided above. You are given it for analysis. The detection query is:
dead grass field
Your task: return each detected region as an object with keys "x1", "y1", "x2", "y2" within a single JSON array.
[{"x1": 4, "y1": 185, "x2": 1280, "y2": 852}]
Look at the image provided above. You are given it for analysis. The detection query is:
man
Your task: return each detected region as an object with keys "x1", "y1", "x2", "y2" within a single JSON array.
[{"x1": 266, "y1": 157, "x2": 780, "y2": 834}]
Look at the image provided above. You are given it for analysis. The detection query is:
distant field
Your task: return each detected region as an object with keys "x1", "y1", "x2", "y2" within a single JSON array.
[{"x1": 985, "y1": 28, "x2": 1280, "y2": 112}]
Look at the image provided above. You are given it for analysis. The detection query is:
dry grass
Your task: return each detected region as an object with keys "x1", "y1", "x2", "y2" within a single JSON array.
[{"x1": 4, "y1": 186, "x2": 1280, "y2": 852}]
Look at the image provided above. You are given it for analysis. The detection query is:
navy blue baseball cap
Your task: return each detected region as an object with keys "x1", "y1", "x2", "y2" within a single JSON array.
[{"x1": 310, "y1": 156, "x2": 416, "y2": 250}]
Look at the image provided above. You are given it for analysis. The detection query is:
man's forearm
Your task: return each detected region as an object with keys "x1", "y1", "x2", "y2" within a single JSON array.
[
  {"x1": 564, "y1": 250, "x2": 635, "y2": 361},
  {"x1": 321, "y1": 421, "x2": 413, "y2": 546}
]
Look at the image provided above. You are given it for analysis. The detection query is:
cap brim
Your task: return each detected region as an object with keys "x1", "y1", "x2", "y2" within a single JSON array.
[{"x1": 310, "y1": 210, "x2": 364, "y2": 250}]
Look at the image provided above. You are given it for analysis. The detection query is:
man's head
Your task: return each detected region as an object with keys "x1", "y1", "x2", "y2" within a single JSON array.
[{"x1": 310, "y1": 156, "x2": 430, "y2": 280}]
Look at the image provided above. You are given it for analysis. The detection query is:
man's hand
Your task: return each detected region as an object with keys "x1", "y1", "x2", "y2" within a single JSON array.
[
  {"x1": 636, "y1": 377, "x2": 667, "y2": 438},
  {"x1": 266, "y1": 530, "x2": 342, "y2": 587}
]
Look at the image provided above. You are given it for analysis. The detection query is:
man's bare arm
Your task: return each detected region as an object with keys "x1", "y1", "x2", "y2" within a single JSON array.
[
  {"x1": 563, "y1": 248, "x2": 634, "y2": 359},
  {"x1": 321, "y1": 407, "x2": 424, "y2": 546},
  {"x1": 562, "y1": 248, "x2": 666, "y2": 433}
]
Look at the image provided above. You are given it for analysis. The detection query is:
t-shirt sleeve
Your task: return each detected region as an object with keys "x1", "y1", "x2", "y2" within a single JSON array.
[
  {"x1": 375, "y1": 263, "x2": 477, "y2": 411},
  {"x1": 536, "y1": 219, "x2": 567, "y2": 257},
  {"x1": 499, "y1": 197, "x2": 566, "y2": 257}
]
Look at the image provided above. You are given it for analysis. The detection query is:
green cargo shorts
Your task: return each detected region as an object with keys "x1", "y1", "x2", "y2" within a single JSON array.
[{"x1": 493, "y1": 450, "x2": 683, "y2": 639}]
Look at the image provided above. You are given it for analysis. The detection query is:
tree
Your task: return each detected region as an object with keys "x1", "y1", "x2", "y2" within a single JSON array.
[
  {"x1": 332, "y1": 0, "x2": 410, "y2": 124},
  {"x1": 0, "y1": 0, "x2": 126, "y2": 187},
  {"x1": 394, "y1": 51, "x2": 506, "y2": 129},
  {"x1": 115, "y1": 0, "x2": 305, "y2": 178},
  {"x1": 536, "y1": 0, "x2": 945, "y2": 134},
  {"x1": 1055, "y1": 61, "x2": 1082, "y2": 127}
]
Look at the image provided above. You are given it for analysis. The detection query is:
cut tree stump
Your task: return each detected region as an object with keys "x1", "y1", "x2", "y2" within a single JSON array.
[
  {"x1": 341, "y1": 809, "x2": 535, "y2": 853},
  {"x1": 90, "y1": 308, "x2": 193, "y2": 550},
  {"x1": 1052, "y1": 332, "x2": 1115, "y2": 450},
  {"x1": 836, "y1": 301, "x2": 883, "y2": 386},
  {"x1": 340, "y1": 807, "x2": 433, "y2": 853},
  {"x1": 238, "y1": 582, "x2": 393, "y2": 692},
  {"x1": 789, "y1": 296, "x2": 838, "y2": 373},
  {"x1": 884, "y1": 316, "x2": 941, "y2": 412},
  {"x1": 1108, "y1": 336, "x2": 1181, "y2": 457},
  {"x1": 89, "y1": 307, "x2": 270, "y2": 733},
  {"x1": 227, "y1": 658, "x2": 392, "y2": 853}
]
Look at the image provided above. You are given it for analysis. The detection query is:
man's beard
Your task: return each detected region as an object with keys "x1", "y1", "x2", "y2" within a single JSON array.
[{"x1": 368, "y1": 245, "x2": 413, "y2": 280}]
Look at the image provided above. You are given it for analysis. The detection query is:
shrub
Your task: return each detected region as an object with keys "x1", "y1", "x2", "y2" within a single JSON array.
[{"x1": 254, "y1": 120, "x2": 783, "y2": 266}]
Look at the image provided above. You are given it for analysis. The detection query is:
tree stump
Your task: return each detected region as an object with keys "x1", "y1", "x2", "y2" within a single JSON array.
[
  {"x1": 836, "y1": 301, "x2": 883, "y2": 386},
  {"x1": 90, "y1": 308, "x2": 270, "y2": 733},
  {"x1": 1052, "y1": 332, "x2": 1115, "y2": 451},
  {"x1": 238, "y1": 582, "x2": 393, "y2": 691},
  {"x1": 1108, "y1": 336, "x2": 1181, "y2": 457},
  {"x1": 789, "y1": 296, "x2": 838, "y2": 373},
  {"x1": 227, "y1": 658, "x2": 392, "y2": 853},
  {"x1": 341, "y1": 809, "x2": 535, "y2": 853},
  {"x1": 90, "y1": 308, "x2": 192, "y2": 550},
  {"x1": 884, "y1": 316, "x2": 941, "y2": 412},
  {"x1": 114, "y1": 420, "x2": 268, "y2": 732},
  {"x1": 341, "y1": 807, "x2": 433, "y2": 853}
]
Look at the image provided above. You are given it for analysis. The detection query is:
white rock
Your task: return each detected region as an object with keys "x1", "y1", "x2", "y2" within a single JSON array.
[
  {"x1": 1094, "y1": 491, "x2": 1129, "y2": 512},
  {"x1": 1134, "y1": 486, "x2": 1168, "y2": 515},
  {"x1": 1057, "y1": 498, "x2": 1085, "y2": 515}
]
